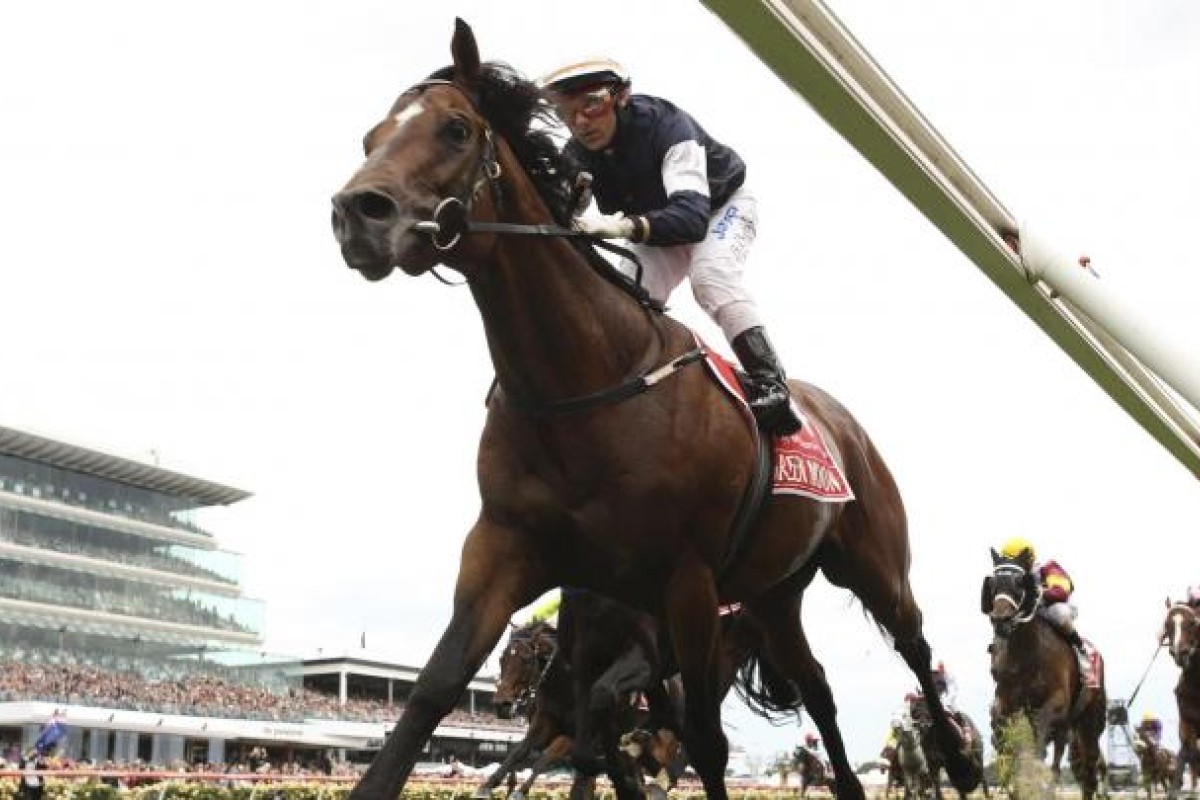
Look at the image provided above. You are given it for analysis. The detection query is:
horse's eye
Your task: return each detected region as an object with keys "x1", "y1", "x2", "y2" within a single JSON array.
[{"x1": 443, "y1": 119, "x2": 472, "y2": 146}]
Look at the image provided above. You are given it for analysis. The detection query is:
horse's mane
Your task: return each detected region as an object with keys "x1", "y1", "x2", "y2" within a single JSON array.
[
  {"x1": 426, "y1": 63, "x2": 658, "y2": 308},
  {"x1": 426, "y1": 62, "x2": 573, "y2": 224}
]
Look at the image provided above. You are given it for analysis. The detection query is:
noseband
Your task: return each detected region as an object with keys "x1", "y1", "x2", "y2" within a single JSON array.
[{"x1": 991, "y1": 562, "x2": 1039, "y2": 636}]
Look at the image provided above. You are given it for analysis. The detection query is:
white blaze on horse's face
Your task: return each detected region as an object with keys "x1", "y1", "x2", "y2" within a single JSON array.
[{"x1": 392, "y1": 101, "x2": 426, "y2": 132}]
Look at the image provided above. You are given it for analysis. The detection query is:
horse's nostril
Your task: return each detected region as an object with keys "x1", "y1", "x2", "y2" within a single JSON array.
[{"x1": 353, "y1": 191, "x2": 398, "y2": 222}]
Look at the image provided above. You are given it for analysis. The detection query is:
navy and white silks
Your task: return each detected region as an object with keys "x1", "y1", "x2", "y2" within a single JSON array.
[{"x1": 566, "y1": 94, "x2": 765, "y2": 340}]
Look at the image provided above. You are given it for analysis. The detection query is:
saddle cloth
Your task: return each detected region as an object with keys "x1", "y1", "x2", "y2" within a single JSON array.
[{"x1": 701, "y1": 345, "x2": 854, "y2": 503}]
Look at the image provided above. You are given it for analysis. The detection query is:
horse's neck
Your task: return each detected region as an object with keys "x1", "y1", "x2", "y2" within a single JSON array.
[
  {"x1": 469, "y1": 152, "x2": 666, "y2": 404},
  {"x1": 996, "y1": 618, "x2": 1064, "y2": 684}
]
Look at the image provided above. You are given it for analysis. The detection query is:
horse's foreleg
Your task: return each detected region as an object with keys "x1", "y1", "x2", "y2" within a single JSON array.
[
  {"x1": 350, "y1": 521, "x2": 547, "y2": 800},
  {"x1": 475, "y1": 734, "x2": 536, "y2": 798},
  {"x1": 512, "y1": 734, "x2": 574, "y2": 800},
  {"x1": 663, "y1": 560, "x2": 728, "y2": 800}
]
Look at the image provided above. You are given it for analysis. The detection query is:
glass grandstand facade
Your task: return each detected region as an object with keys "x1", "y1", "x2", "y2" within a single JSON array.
[
  {"x1": 0, "y1": 425, "x2": 521, "y2": 771},
  {"x1": 0, "y1": 425, "x2": 293, "y2": 764}
]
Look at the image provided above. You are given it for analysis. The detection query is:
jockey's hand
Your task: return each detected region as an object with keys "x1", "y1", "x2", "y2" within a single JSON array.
[{"x1": 573, "y1": 211, "x2": 636, "y2": 239}]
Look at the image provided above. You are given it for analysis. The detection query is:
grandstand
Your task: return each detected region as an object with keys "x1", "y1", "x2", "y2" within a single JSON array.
[{"x1": 0, "y1": 424, "x2": 521, "y2": 771}]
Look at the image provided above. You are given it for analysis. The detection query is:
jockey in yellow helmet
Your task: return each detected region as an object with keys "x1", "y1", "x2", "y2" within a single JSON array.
[
  {"x1": 1136, "y1": 711, "x2": 1163, "y2": 747},
  {"x1": 997, "y1": 536, "x2": 1088, "y2": 661}
]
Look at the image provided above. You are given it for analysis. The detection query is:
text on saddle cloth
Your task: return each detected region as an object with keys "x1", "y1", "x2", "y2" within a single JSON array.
[
  {"x1": 1081, "y1": 640, "x2": 1103, "y2": 690},
  {"x1": 700, "y1": 343, "x2": 855, "y2": 503}
]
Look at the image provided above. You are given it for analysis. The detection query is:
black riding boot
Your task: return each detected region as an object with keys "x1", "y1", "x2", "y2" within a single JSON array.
[{"x1": 731, "y1": 326, "x2": 802, "y2": 436}]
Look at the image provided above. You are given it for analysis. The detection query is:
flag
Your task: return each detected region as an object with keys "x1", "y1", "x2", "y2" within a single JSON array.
[{"x1": 34, "y1": 710, "x2": 67, "y2": 755}]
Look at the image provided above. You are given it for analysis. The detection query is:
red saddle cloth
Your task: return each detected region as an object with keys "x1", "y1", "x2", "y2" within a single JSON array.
[
  {"x1": 701, "y1": 344, "x2": 854, "y2": 503},
  {"x1": 1082, "y1": 640, "x2": 1103, "y2": 690}
]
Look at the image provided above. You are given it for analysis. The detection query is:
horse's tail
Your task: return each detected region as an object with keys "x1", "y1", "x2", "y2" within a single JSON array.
[{"x1": 729, "y1": 633, "x2": 805, "y2": 721}]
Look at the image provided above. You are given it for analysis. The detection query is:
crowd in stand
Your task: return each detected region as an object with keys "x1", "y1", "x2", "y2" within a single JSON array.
[{"x1": 0, "y1": 658, "x2": 523, "y2": 729}]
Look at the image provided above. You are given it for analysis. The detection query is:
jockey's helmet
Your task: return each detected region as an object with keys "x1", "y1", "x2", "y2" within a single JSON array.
[
  {"x1": 538, "y1": 57, "x2": 631, "y2": 96},
  {"x1": 1189, "y1": 585, "x2": 1200, "y2": 605},
  {"x1": 999, "y1": 536, "x2": 1036, "y2": 563},
  {"x1": 1142, "y1": 711, "x2": 1159, "y2": 724},
  {"x1": 804, "y1": 733, "x2": 819, "y2": 747}
]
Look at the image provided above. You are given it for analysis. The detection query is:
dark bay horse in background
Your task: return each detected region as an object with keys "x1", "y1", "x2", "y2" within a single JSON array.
[
  {"x1": 1162, "y1": 602, "x2": 1200, "y2": 797},
  {"x1": 482, "y1": 599, "x2": 680, "y2": 800},
  {"x1": 792, "y1": 744, "x2": 831, "y2": 798},
  {"x1": 478, "y1": 620, "x2": 571, "y2": 800},
  {"x1": 909, "y1": 694, "x2": 989, "y2": 800},
  {"x1": 1134, "y1": 736, "x2": 1178, "y2": 800},
  {"x1": 984, "y1": 551, "x2": 1106, "y2": 800},
  {"x1": 329, "y1": 19, "x2": 980, "y2": 800}
]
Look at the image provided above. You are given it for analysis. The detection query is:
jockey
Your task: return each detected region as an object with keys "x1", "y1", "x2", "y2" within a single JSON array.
[
  {"x1": 1188, "y1": 585, "x2": 1200, "y2": 610},
  {"x1": 999, "y1": 537, "x2": 1090, "y2": 663},
  {"x1": 801, "y1": 732, "x2": 821, "y2": 752},
  {"x1": 1136, "y1": 712, "x2": 1164, "y2": 748},
  {"x1": 932, "y1": 660, "x2": 958, "y2": 708},
  {"x1": 539, "y1": 58, "x2": 803, "y2": 436}
]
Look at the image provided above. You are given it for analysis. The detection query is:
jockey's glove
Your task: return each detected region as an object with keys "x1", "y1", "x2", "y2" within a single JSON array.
[{"x1": 573, "y1": 211, "x2": 644, "y2": 241}]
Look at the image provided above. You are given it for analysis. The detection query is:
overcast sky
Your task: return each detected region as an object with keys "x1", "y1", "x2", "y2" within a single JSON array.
[{"x1": 3, "y1": 0, "x2": 1199, "y2": 770}]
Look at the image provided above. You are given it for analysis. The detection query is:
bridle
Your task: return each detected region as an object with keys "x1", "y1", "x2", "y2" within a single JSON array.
[
  {"x1": 991, "y1": 561, "x2": 1040, "y2": 637},
  {"x1": 503, "y1": 627, "x2": 558, "y2": 712}
]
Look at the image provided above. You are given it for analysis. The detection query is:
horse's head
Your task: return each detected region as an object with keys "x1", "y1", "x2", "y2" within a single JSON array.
[
  {"x1": 1162, "y1": 600, "x2": 1199, "y2": 670},
  {"x1": 985, "y1": 548, "x2": 1040, "y2": 636},
  {"x1": 493, "y1": 620, "x2": 557, "y2": 719},
  {"x1": 331, "y1": 20, "x2": 571, "y2": 282},
  {"x1": 331, "y1": 20, "x2": 496, "y2": 280}
]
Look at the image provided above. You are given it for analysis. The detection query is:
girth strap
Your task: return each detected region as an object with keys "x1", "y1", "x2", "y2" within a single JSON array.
[{"x1": 717, "y1": 426, "x2": 773, "y2": 586}]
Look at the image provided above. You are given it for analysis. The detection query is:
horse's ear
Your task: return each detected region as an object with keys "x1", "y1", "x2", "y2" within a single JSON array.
[
  {"x1": 1167, "y1": 596, "x2": 1173, "y2": 609},
  {"x1": 989, "y1": 547, "x2": 1001, "y2": 565},
  {"x1": 451, "y1": 18, "x2": 482, "y2": 86}
]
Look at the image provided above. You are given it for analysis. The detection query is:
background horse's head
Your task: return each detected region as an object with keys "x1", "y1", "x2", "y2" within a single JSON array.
[
  {"x1": 985, "y1": 549, "x2": 1040, "y2": 636},
  {"x1": 1162, "y1": 601, "x2": 1199, "y2": 670},
  {"x1": 493, "y1": 620, "x2": 557, "y2": 719},
  {"x1": 330, "y1": 19, "x2": 571, "y2": 281}
]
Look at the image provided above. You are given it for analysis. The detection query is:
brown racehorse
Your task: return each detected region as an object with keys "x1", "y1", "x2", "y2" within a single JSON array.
[
  {"x1": 329, "y1": 20, "x2": 980, "y2": 800},
  {"x1": 984, "y1": 551, "x2": 1106, "y2": 800},
  {"x1": 479, "y1": 621, "x2": 573, "y2": 800},
  {"x1": 1134, "y1": 737, "x2": 1177, "y2": 800},
  {"x1": 792, "y1": 744, "x2": 831, "y2": 798},
  {"x1": 909, "y1": 695, "x2": 989, "y2": 800},
  {"x1": 1161, "y1": 602, "x2": 1200, "y2": 797}
]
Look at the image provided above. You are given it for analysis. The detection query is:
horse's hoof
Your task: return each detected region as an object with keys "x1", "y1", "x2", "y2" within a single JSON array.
[{"x1": 646, "y1": 786, "x2": 669, "y2": 800}]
